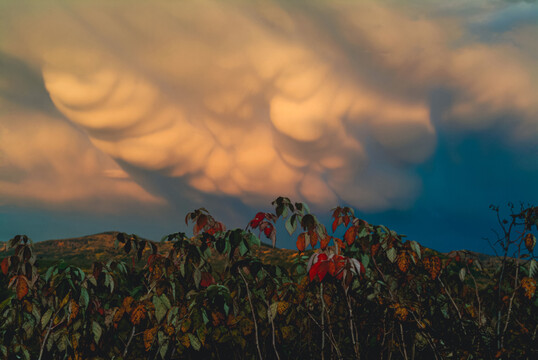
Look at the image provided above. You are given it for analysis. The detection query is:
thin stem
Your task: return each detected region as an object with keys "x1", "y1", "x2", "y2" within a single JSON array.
[
  {"x1": 345, "y1": 293, "x2": 360, "y2": 359},
  {"x1": 123, "y1": 325, "x2": 136, "y2": 358},
  {"x1": 264, "y1": 299, "x2": 281, "y2": 360},
  {"x1": 320, "y1": 283, "x2": 325, "y2": 360},
  {"x1": 38, "y1": 308, "x2": 63, "y2": 360},
  {"x1": 239, "y1": 269, "x2": 263, "y2": 360},
  {"x1": 438, "y1": 277, "x2": 462, "y2": 320},
  {"x1": 399, "y1": 323, "x2": 409, "y2": 360}
]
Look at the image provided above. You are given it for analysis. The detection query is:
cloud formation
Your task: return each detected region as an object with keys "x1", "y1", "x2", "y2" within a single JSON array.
[{"x1": 1, "y1": 0, "x2": 537, "y2": 217}]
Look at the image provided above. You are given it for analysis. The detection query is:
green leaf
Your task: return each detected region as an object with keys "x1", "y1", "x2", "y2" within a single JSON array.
[
  {"x1": 530, "y1": 259, "x2": 537, "y2": 278},
  {"x1": 41, "y1": 308, "x2": 53, "y2": 330},
  {"x1": 410, "y1": 241, "x2": 421, "y2": 259},
  {"x1": 386, "y1": 248, "x2": 397, "y2": 263},
  {"x1": 0, "y1": 297, "x2": 12, "y2": 312},
  {"x1": 285, "y1": 215, "x2": 297, "y2": 235},
  {"x1": 153, "y1": 295, "x2": 167, "y2": 323},
  {"x1": 160, "y1": 342, "x2": 169, "y2": 359},
  {"x1": 249, "y1": 233, "x2": 260, "y2": 247},
  {"x1": 79, "y1": 287, "x2": 89, "y2": 310},
  {"x1": 268, "y1": 302, "x2": 278, "y2": 323},
  {"x1": 459, "y1": 267, "x2": 466, "y2": 282},
  {"x1": 188, "y1": 333, "x2": 201, "y2": 351},
  {"x1": 239, "y1": 241, "x2": 248, "y2": 256},
  {"x1": 360, "y1": 253, "x2": 370, "y2": 269},
  {"x1": 92, "y1": 321, "x2": 103, "y2": 343},
  {"x1": 194, "y1": 268, "x2": 201, "y2": 288},
  {"x1": 44, "y1": 266, "x2": 55, "y2": 282}
]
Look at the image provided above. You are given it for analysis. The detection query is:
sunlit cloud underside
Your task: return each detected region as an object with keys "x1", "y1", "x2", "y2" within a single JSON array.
[{"x1": 1, "y1": 0, "x2": 537, "y2": 221}]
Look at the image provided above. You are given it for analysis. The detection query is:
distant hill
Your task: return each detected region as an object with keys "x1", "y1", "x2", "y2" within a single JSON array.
[
  {"x1": 0, "y1": 232, "x2": 298, "y2": 270},
  {"x1": 1, "y1": 231, "x2": 504, "y2": 274}
]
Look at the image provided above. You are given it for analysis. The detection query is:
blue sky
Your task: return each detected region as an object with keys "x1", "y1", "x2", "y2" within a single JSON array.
[{"x1": 1, "y1": 0, "x2": 537, "y2": 254}]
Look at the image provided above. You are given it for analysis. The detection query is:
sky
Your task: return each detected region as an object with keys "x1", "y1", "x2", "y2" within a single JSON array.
[{"x1": 1, "y1": 0, "x2": 537, "y2": 254}]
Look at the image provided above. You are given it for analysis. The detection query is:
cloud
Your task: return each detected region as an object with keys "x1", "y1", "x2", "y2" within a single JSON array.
[{"x1": 1, "y1": 0, "x2": 537, "y2": 217}]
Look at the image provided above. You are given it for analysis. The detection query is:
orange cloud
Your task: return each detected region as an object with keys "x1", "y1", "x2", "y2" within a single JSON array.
[{"x1": 1, "y1": 0, "x2": 536, "y2": 214}]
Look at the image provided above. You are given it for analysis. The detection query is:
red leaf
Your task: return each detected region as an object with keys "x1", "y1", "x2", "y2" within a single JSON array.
[
  {"x1": 317, "y1": 262, "x2": 329, "y2": 282},
  {"x1": 332, "y1": 218, "x2": 340, "y2": 233},
  {"x1": 309, "y1": 262, "x2": 321, "y2": 281},
  {"x1": 200, "y1": 271, "x2": 215, "y2": 288},
  {"x1": 1, "y1": 257, "x2": 8, "y2": 275},
  {"x1": 264, "y1": 224, "x2": 273, "y2": 237},
  {"x1": 296, "y1": 233, "x2": 306, "y2": 252},
  {"x1": 343, "y1": 215, "x2": 350, "y2": 227},
  {"x1": 327, "y1": 261, "x2": 336, "y2": 277},
  {"x1": 318, "y1": 253, "x2": 328, "y2": 262},
  {"x1": 197, "y1": 214, "x2": 208, "y2": 230}
]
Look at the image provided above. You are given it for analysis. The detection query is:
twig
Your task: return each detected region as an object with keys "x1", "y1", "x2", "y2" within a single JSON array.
[
  {"x1": 239, "y1": 269, "x2": 263, "y2": 360},
  {"x1": 399, "y1": 323, "x2": 409, "y2": 360},
  {"x1": 320, "y1": 283, "x2": 325, "y2": 360},
  {"x1": 123, "y1": 325, "x2": 136, "y2": 358},
  {"x1": 264, "y1": 299, "x2": 281, "y2": 360}
]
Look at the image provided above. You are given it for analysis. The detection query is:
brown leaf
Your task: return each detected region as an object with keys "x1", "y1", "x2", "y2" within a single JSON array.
[{"x1": 16, "y1": 275, "x2": 29, "y2": 300}]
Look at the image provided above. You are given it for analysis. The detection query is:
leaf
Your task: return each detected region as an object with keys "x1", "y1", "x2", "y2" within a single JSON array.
[
  {"x1": 79, "y1": 287, "x2": 89, "y2": 310},
  {"x1": 92, "y1": 321, "x2": 102, "y2": 343},
  {"x1": 1, "y1": 257, "x2": 8, "y2": 275},
  {"x1": 397, "y1": 251, "x2": 410, "y2": 273},
  {"x1": 188, "y1": 333, "x2": 201, "y2": 351},
  {"x1": 530, "y1": 259, "x2": 537, "y2": 278},
  {"x1": 320, "y1": 236, "x2": 331, "y2": 250},
  {"x1": 296, "y1": 233, "x2": 306, "y2": 252},
  {"x1": 344, "y1": 226, "x2": 357, "y2": 246},
  {"x1": 410, "y1": 241, "x2": 421, "y2": 259},
  {"x1": 285, "y1": 215, "x2": 297, "y2": 235},
  {"x1": 423, "y1": 256, "x2": 442, "y2": 280},
  {"x1": 144, "y1": 326, "x2": 158, "y2": 351},
  {"x1": 41, "y1": 309, "x2": 53, "y2": 329},
  {"x1": 16, "y1": 275, "x2": 29, "y2": 300},
  {"x1": 267, "y1": 302, "x2": 278, "y2": 323},
  {"x1": 525, "y1": 233, "x2": 536, "y2": 253},
  {"x1": 459, "y1": 267, "x2": 466, "y2": 282},
  {"x1": 386, "y1": 248, "x2": 397, "y2": 263},
  {"x1": 194, "y1": 268, "x2": 202, "y2": 288},
  {"x1": 153, "y1": 295, "x2": 167, "y2": 323}
]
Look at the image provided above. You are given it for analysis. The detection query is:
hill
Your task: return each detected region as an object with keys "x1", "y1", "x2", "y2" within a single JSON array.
[{"x1": 0, "y1": 232, "x2": 298, "y2": 270}]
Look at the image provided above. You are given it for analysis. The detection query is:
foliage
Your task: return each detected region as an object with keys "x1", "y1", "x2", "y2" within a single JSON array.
[{"x1": 0, "y1": 199, "x2": 537, "y2": 359}]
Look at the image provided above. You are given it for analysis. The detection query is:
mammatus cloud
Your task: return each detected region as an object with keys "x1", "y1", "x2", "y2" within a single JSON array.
[{"x1": 1, "y1": 0, "x2": 537, "y2": 216}]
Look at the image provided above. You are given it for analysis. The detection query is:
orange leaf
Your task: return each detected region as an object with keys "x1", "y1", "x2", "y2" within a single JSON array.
[
  {"x1": 144, "y1": 326, "x2": 158, "y2": 351},
  {"x1": 130, "y1": 304, "x2": 146, "y2": 325},
  {"x1": 423, "y1": 256, "x2": 442, "y2": 280},
  {"x1": 371, "y1": 243, "x2": 380, "y2": 256},
  {"x1": 1, "y1": 257, "x2": 8, "y2": 275},
  {"x1": 16, "y1": 275, "x2": 29, "y2": 300},
  {"x1": 310, "y1": 232, "x2": 319, "y2": 248},
  {"x1": 334, "y1": 238, "x2": 345, "y2": 250},
  {"x1": 397, "y1": 251, "x2": 410, "y2": 273},
  {"x1": 344, "y1": 226, "x2": 357, "y2": 246},
  {"x1": 332, "y1": 218, "x2": 339, "y2": 233},
  {"x1": 320, "y1": 236, "x2": 331, "y2": 250},
  {"x1": 296, "y1": 233, "x2": 306, "y2": 252}
]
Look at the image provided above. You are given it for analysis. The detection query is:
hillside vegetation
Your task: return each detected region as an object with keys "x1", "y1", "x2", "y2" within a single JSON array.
[{"x1": 0, "y1": 198, "x2": 537, "y2": 359}]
